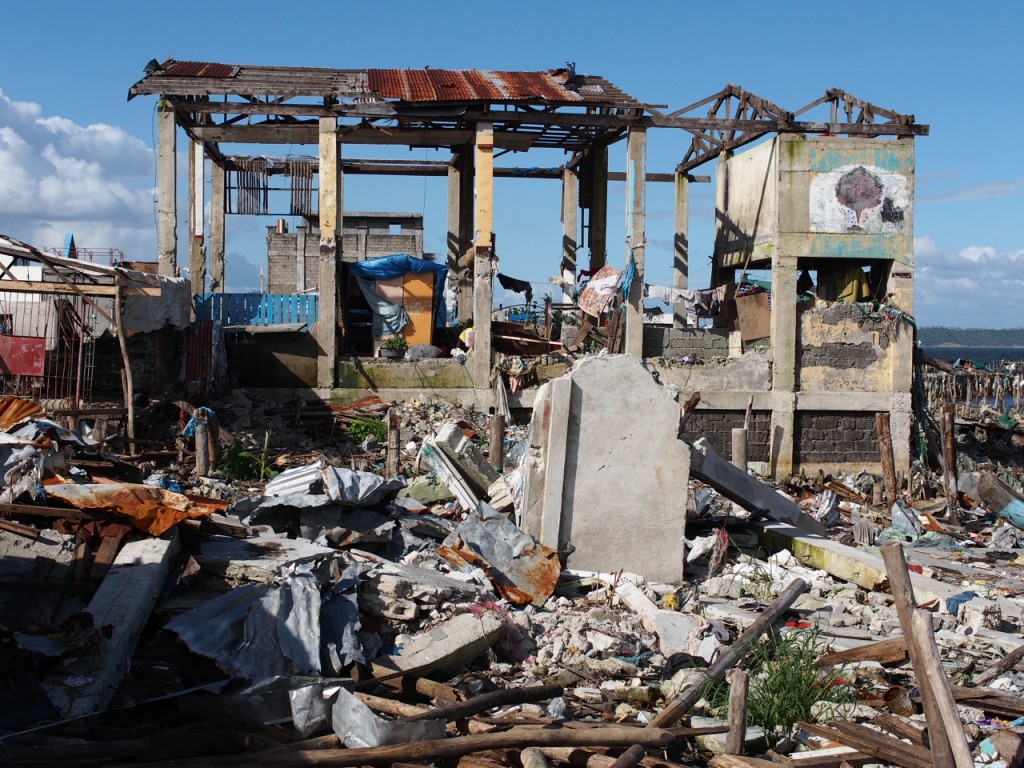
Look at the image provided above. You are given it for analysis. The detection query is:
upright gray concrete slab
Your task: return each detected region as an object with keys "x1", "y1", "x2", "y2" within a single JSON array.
[{"x1": 523, "y1": 355, "x2": 689, "y2": 583}]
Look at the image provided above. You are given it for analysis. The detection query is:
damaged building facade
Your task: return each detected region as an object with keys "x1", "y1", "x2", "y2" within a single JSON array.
[{"x1": 127, "y1": 62, "x2": 926, "y2": 478}]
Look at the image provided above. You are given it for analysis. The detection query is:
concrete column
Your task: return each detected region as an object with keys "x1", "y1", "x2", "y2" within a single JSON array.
[
  {"x1": 156, "y1": 100, "x2": 177, "y2": 277},
  {"x1": 448, "y1": 148, "x2": 474, "y2": 323},
  {"x1": 673, "y1": 171, "x2": 690, "y2": 329},
  {"x1": 472, "y1": 123, "x2": 494, "y2": 390},
  {"x1": 188, "y1": 139, "x2": 205, "y2": 297},
  {"x1": 316, "y1": 117, "x2": 341, "y2": 389},
  {"x1": 769, "y1": 253, "x2": 799, "y2": 477},
  {"x1": 624, "y1": 127, "x2": 646, "y2": 358},
  {"x1": 588, "y1": 145, "x2": 608, "y2": 272},
  {"x1": 296, "y1": 224, "x2": 307, "y2": 293},
  {"x1": 712, "y1": 152, "x2": 732, "y2": 288},
  {"x1": 209, "y1": 162, "x2": 225, "y2": 293},
  {"x1": 561, "y1": 166, "x2": 578, "y2": 302}
]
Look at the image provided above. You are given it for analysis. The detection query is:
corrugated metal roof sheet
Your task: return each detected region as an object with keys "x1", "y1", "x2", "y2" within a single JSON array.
[
  {"x1": 366, "y1": 69, "x2": 582, "y2": 103},
  {"x1": 160, "y1": 61, "x2": 238, "y2": 79}
]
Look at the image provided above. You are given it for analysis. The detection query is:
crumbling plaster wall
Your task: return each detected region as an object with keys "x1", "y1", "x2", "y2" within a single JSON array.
[
  {"x1": 643, "y1": 327, "x2": 730, "y2": 361},
  {"x1": 797, "y1": 302, "x2": 897, "y2": 392},
  {"x1": 715, "y1": 138, "x2": 778, "y2": 264}
]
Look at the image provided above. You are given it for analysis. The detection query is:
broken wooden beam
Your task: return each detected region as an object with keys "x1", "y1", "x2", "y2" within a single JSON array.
[{"x1": 813, "y1": 636, "x2": 908, "y2": 667}]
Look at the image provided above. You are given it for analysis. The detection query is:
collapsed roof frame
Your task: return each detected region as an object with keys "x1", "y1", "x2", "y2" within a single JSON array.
[{"x1": 128, "y1": 60, "x2": 929, "y2": 390}]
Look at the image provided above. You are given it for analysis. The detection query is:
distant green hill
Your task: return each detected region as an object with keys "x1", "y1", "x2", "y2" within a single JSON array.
[{"x1": 918, "y1": 327, "x2": 1024, "y2": 347}]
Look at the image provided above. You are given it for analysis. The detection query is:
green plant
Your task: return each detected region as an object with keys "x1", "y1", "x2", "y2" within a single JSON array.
[
  {"x1": 217, "y1": 430, "x2": 278, "y2": 481},
  {"x1": 379, "y1": 335, "x2": 408, "y2": 351},
  {"x1": 703, "y1": 628, "x2": 854, "y2": 746},
  {"x1": 348, "y1": 417, "x2": 387, "y2": 445}
]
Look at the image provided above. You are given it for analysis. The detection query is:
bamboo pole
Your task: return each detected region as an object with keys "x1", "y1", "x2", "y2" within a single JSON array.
[
  {"x1": 724, "y1": 669, "x2": 750, "y2": 755},
  {"x1": 114, "y1": 286, "x2": 136, "y2": 456}
]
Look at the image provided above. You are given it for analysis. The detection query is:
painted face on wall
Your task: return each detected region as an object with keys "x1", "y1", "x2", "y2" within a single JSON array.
[{"x1": 809, "y1": 164, "x2": 910, "y2": 234}]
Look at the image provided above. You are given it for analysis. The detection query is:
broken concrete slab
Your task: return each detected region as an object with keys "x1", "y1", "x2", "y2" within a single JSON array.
[
  {"x1": 43, "y1": 531, "x2": 180, "y2": 719},
  {"x1": 689, "y1": 438, "x2": 827, "y2": 535},
  {"x1": 374, "y1": 611, "x2": 505, "y2": 677},
  {"x1": 434, "y1": 421, "x2": 500, "y2": 496},
  {"x1": 396, "y1": 475, "x2": 455, "y2": 504},
  {"x1": 522, "y1": 355, "x2": 690, "y2": 583}
]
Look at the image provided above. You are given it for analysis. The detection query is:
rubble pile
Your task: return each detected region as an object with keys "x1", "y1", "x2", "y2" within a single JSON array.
[{"x1": 2, "y1": 382, "x2": 1024, "y2": 768}]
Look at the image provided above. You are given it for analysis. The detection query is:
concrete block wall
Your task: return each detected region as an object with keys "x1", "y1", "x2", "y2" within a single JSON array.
[
  {"x1": 685, "y1": 410, "x2": 772, "y2": 462},
  {"x1": 267, "y1": 233, "x2": 298, "y2": 294},
  {"x1": 793, "y1": 411, "x2": 879, "y2": 465},
  {"x1": 642, "y1": 327, "x2": 730, "y2": 360}
]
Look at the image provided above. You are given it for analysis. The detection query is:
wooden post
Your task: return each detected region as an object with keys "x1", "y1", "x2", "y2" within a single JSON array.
[
  {"x1": 648, "y1": 577, "x2": 808, "y2": 728},
  {"x1": 207, "y1": 410, "x2": 220, "y2": 468},
  {"x1": 673, "y1": 171, "x2": 689, "y2": 329},
  {"x1": 472, "y1": 123, "x2": 495, "y2": 390},
  {"x1": 879, "y1": 542, "x2": 957, "y2": 768},
  {"x1": 194, "y1": 409, "x2": 210, "y2": 477},
  {"x1": 316, "y1": 117, "x2": 341, "y2": 389},
  {"x1": 386, "y1": 409, "x2": 401, "y2": 479},
  {"x1": 561, "y1": 166, "x2": 578, "y2": 303},
  {"x1": 910, "y1": 609, "x2": 974, "y2": 768},
  {"x1": 608, "y1": 745, "x2": 648, "y2": 768},
  {"x1": 624, "y1": 127, "x2": 646, "y2": 358},
  {"x1": 725, "y1": 669, "x2": 749, "y2": 755},
  {"x1": 156, "y1": 99, "x2": 177, "y2": 277},
  {"x1": 876, "y1": 412, "x2": 898, "y2": 507},
  {"x1": 731, "y1": 428, "x2": 748, "y2": 472},
  {"x1": 489, "y1": 413, "x2": 505, "y2": 471},
  {"x1": 188, "y1": 138, "x2": 206, "y2": 298},
  {"x1": 209, "y1": 161, "x2": 225, "y2": 293},
  {"x1": 113, "y1": 286, "x2": 135, "y2": 457},
  {"x1": 941, "y1": 404, "x2": 959, "y2": 524}
]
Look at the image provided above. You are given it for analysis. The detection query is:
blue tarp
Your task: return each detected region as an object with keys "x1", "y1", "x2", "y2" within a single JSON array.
[{"x1": 349, "y1": 254, "x2": 448, "y2": 336}]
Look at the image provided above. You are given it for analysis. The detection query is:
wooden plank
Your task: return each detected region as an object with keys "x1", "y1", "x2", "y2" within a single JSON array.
[
  {"x1": 0, "y1": 280, "x2": 160, "y2": 297},
  {"x1": 797, "y1": 722, "x2": 932, "y2": 768},
  {"x1": 874, "y1": 713, "x2": 927, "y2": 746},
  {"x1": 814, "y1": 636, "x2": 908, "y2": 667}
]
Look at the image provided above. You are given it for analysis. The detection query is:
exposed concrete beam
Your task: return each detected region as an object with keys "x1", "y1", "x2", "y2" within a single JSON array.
[
  {"x1": 588, "y1": 146, "x2": 608, "y2": 272},
  {"x1": 188, "y1": 138, "x2": 206, "y2": 297},
  {"x1": 673, "y1": 172, "x2": 689, "y2": 329},
  {"x1": 472, "y1": 123, "x2": 495, "y2": 394},
  {"x1": 316, "y1": 117, "x2": 340, "y2": 388},
  {"x1": 209, "y1": 161, "x2": 225, "y2": 293},
  {"x1": 561, "y1": 166, "x2": 578, "y2": 303}
]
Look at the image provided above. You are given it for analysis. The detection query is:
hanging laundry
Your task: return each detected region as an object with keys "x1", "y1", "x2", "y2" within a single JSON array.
[
  {"x1": 694, "y1": 288, "x2": 722, "y2": 317},
  {"x1": 496, "y1": 273, "x2": 533, "y2": 304}
]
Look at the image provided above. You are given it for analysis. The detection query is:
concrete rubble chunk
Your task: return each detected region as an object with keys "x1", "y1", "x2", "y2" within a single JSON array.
[
  {"x1": 434, "y1": 421, "x2": 500, "y2": 495},
  {"x1": 522, "y1": 355, "x2": 690, "y2": 583},
  {"x1": 374, "y1": 610, "x2": 505, "y2": 677}
]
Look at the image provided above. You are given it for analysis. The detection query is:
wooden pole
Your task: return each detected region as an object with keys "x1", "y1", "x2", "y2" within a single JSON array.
[
  {"x1": 402, "y1": 683, "x2": 562, "y2": 723},
  {"x1": 521, "y1": 747, "x2": 551, "y2": 768},
  {"x1": 724, "y1": 669, "x2": 749, "y2": 755},
  {"x1": 114, "y1": 286, "x2": 136, "y2": 457},
  {"x1": 647, "y1": 577, "x2": 808, "y2": 728},
  {"x1": 976, "y1": 643, "x2": 1024, "y2": 686},
  {"x1": 941, "y1": 404, "x2": 959, "y2": 524},
  {"x1": 489, "y1": 413, "x2": 505, "y2": 471},
  {"x1": 910, "y1": 609, "x2": 974, "y2": 768},
  {"x1": 608, "y1": 744, "x2": 649, "y2": 768},
  {"x1": 207, "y1": 410, "x2": 221, "y2": 468},
  {"x1": 731, "y1": 428, "x2": 748, "y2": 471},
  {"x1": 386, "y1": 409, "x2": 401, "y2": 479},
  {"x1": 879, "y1": 542, "x2": 957, "y2": 768},
  {"x1": 876, "y1": 412, "x2": 898, "y2": 508}
]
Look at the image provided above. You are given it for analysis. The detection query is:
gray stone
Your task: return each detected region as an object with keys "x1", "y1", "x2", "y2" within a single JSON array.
[
  {"x1": 434, "y1": 422, "x2": 500, "y2": 495},
  {"x1": 376, "y1": 611, "x2": 505, "y2": 676}
]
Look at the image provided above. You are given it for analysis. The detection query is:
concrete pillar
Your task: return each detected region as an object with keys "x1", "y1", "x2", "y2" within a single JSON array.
[
  {"x1": 296, "y1": 224, "x2": 307, "y2": 293},
  {"x1": 472, "y1": 123, "x2": 494, "y2": 390},
  {"x1": 769, "y1": 254, "x2": 799, "y2": 478},
  {"x1": 624, "y1": 127, "x2": 646, "y2": 358},
  {"x1": 209, "y1": 162, "x2": 225, "y2": 293},
  {"x1": 673, "y1": 171, "x2": 690, "y2": 329},
  {"x1": 188, "y1": 139, "x2": 205, "y2": 297},
  {"x1": 156, "y1": 100, "x2": 177, "y2": 277},
  {"x1": 316, "y1": 117, "x2": 341, "y2": 389},
  {"x1": 588, "y1": 145, "x2": 608, "y2": 272},
  {"x1": 448, "y1": 148, "x2": 474, "y2": 323},
  {"x1": 561, "y1": 166, "x2": 578, "y2": 302}
]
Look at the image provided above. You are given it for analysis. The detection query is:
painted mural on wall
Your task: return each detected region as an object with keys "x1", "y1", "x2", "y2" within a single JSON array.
[{"x1": 809, "y1": 164, "x2": 910, "y2": 234}]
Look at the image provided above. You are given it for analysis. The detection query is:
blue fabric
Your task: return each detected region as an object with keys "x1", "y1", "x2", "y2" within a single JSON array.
[{"x1": 350, "y1": 254, "x2": 449, "y2": 330}]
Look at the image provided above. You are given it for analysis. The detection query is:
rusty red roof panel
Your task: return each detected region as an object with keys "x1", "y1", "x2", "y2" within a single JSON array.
[
  {"x1": 160, "y1": 60, "x2": 238, "y2": 79},
  {"x1": 366, "y1": 69, "x2": 582, "y2": 103}
]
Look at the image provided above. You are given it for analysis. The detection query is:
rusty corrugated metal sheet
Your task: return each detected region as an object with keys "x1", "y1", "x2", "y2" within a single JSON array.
[
  {"x1": 160, "y1": 61, "x2": 238, "y2": 79},
  {"x1": 0, "y1": 396, "x2": 43, "y2": 431},
  {"x1": 45, "y1": 483, "x2": 217, "y2": 537},
  {"x1": 367, "y1": 68, "x2": 582, "y2": 103}
]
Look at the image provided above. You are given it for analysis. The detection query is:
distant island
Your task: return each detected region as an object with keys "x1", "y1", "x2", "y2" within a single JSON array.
[{"x1": 918, "y1": 327, "x2": 1024, "y2": 347}]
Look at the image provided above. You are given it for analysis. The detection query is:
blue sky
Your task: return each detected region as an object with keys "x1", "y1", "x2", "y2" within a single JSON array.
[{"x1": 1, "y1": 0, "x2": 1021, "y2": 328}]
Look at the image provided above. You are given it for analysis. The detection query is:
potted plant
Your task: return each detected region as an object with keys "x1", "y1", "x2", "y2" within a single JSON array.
[{"x1": 378, "y1": 335, "x2": 408, "y2": 359}]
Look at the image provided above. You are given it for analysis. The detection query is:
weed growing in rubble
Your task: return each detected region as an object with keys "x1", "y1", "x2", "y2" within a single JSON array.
[
  {"x1": 348, "y1": 417, "x2": 387, "y2": 445},
  {"x1": 704, "y1": 627, "x2": 853, "y2": 745},
  {"x1": 218, "y1": 430, "x2": 278, "y2": 481}
]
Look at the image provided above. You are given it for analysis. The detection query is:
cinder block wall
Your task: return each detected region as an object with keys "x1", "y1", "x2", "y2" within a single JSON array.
[
  {"x1": 685, "y1": 410, "x2": 772, "y2": 462},
  {"x1": 642, "y1": 327, "x2": 730, "y2": 360},
  {"x1": 793, "y1": 412, "x2": 879, "y2": 465}
]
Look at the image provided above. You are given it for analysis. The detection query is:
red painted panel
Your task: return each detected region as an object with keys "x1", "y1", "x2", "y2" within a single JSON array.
[{"x1": 0, "y1": 335, "x2": 45, "y2": 376}]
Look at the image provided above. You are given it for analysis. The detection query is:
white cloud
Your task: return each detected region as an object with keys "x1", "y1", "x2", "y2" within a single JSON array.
[
  {"x1": 914, "y1": 236, "x2": 1024, "y2": 327},
  {"x1": 919, "y1": 179, "x2": 1024, "y2": 204},
  {"x1": 0, "y1": 87, "x2": 156, "y2": 260}
]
